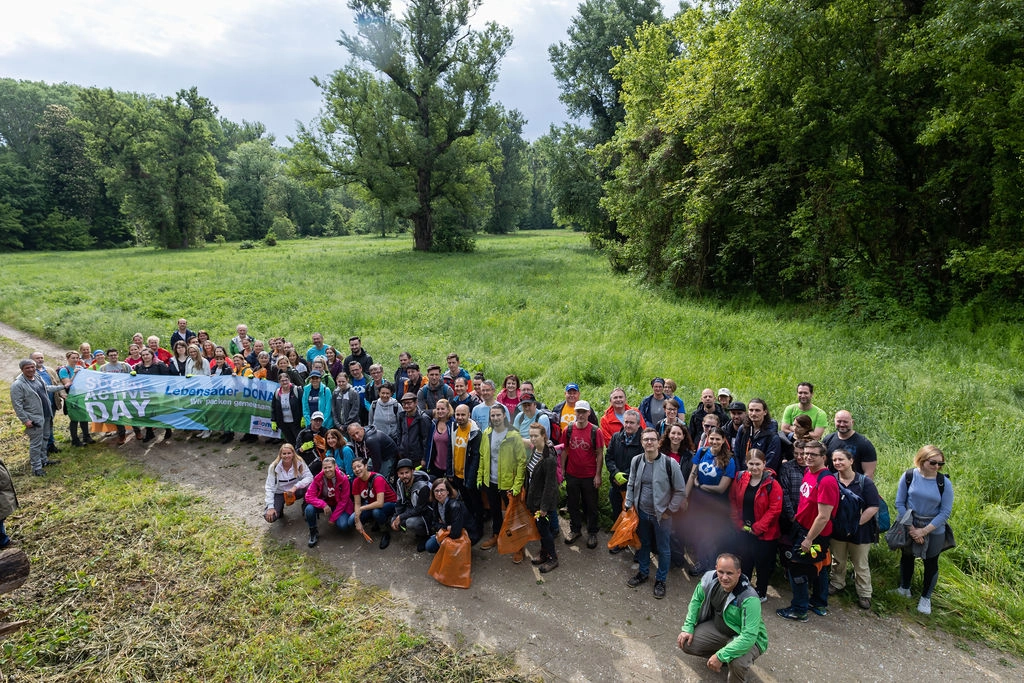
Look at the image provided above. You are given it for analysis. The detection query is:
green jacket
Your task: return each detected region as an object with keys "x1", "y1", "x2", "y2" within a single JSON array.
[
  {"x1": 683, "y1": 571, "x2": 768, "y2": 663},
  {"x1": 477, "y1": 427, "x2": 526, "y2": 495}
]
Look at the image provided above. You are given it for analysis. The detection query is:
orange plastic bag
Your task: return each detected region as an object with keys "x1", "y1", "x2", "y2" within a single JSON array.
[
  {"x1": 497, "y1": 493, "x2": 541, "y2": 555},
  {"x1": 428, "y1": 530, "x2": 473, "y2": 589},
  {"x1": 607, "y1": 507, "x2": 640, "y2": 549}
]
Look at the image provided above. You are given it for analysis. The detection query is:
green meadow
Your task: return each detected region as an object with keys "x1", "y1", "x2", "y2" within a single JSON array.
[{"x1": 2, "y1": 230, "x2": 1023, "y2": 655}]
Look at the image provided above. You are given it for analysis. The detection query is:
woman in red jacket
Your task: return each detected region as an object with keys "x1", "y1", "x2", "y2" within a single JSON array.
[{"x1": 728, "y1": 448, "x2": 782, "y2": 601}]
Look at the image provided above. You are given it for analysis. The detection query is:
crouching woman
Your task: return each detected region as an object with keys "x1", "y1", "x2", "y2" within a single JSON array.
[
  {"x1": 264, "y1": 443, "x2": 313, "y2": 523},
  {"x1": 303, "y1": 456, "x2": 354, "y2": 547}
]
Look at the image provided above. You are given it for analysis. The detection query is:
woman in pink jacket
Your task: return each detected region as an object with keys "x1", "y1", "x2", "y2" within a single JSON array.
[{"x1": 303, "y1": 456, "x2": 354, "y2": 547}]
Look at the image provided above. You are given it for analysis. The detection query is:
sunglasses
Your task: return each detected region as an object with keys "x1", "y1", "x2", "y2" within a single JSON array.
[{"x1": 927, "y1": 460, "x2": 945, "y2": 468}]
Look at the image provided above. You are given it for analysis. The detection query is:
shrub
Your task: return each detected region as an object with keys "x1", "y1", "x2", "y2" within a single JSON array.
[
  {"x1": 213, "y1": 234, "x2": 226, "y2": 245},
  {"x1": 263, "y1": 230, "x2": 277, "y2": 247},
  {"x1": 239, "y1": 240, "x2": 255, "y2": 250}
]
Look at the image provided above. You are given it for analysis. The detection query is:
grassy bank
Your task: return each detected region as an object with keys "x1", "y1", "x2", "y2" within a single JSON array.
[
  {"x1": 2, "y1": 231, "x2": 1023, "y2": 655},
  {"x1": 0, "y1": 388, "x2": 516, "y2": 682}
]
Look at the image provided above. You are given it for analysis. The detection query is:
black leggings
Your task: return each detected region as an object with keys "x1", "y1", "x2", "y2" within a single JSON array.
[{"x1": 900, "y1": 551, "x2": 940, "y2": 598}]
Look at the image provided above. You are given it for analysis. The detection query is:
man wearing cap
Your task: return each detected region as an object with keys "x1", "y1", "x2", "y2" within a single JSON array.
[
  {"x1": 780, "y1": 382, "x2": 828, "y2": 441},
  {"x1": 11, "y1": 359, "x2": 63, "y2": 476},
  {"x1": 717, "y1": 388, "x2": 734, "y2": 412},
  {"x1": 399, "y1": 362, "x2": 426, "y2": 399},
  {"x1": 605, "y1": 409, "x2": 644, "y2": 551},
  {"x1": 723, "y1": 401, "x2": 747, "y2": 446},
  {"x1": 640, "y1": 378, "x2": 672, "y2": 428},
  {"x1": 688, "y1": 388, "x2": 728, "y2": 442},
  {"x1": 302, "y1": 370, "x2": 333, "y2": 430},
  {"x1": 296, "y1": 411, "x2": 330, "y2": 475},
  {"x1": 512, "y1": 393, "x2": 549, "y2": 443},
  {"x1": 397, "y1": 392, "x2": 432, "y2": 470},
  {"x1": 471, "y1": 379, "x2": 510, "y2": 433},
  {"x1": 332, "y1": 372, "x2": 362, "y2": 429},
  {"x1": 552, "y1": 383, "x2": 599, "y2": 434},
  {"x1": 417, "y1": 364, "x2": 454, "y2": 418},
  {"x1": 561, "y1": 400, "x2": 606, "y2": 549},
  {"x1": 390, "y1": 458, "x2": 433, "y2": 551}
]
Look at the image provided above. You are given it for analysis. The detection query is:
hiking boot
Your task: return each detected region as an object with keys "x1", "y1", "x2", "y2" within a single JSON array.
[
  {"x1": 917, "y1": 597, "x2": 931, "y2": 615},
  {"x1": 586, "y1": 533, "x2": 597, "y2": 549},
  {"x1": 564, "y1": 531, "x2": 581, "y2": 545},
  {"x1": 609, "y1": 545, "x2": 624, "y2": 555},
  {"x1": 531, "y1": 554, "x2": 550, "y2": 566},
  {"x1": 379, "y1": 533, "x2": 391, "y2": 550},
  {"x1": 416, "y1": 539, "x2": 427, "y2": 553},
  {"x1": 117, "y1": 436, "x2": 127, "y2": 445},
  {"x1": 776, "y1": 607, "x2": 808, "y2": 622},
  {"x1": 627, "y1": 572, "x2": 649, "y2": 588},
  {"x1": 33, "y1": 469, "x2": 45, "y2": 477},
  {"x1": 308, "y1": 529, "x2": 319, "y2": 548},
  {"x1": 43, "y1": 459, "x2": 60, "y2": 467},
  {"x1": 539, "y1": 558, "x2": 559, "y2": 573},
  {"x1": 686, "y1": 562, "x2": 703, "y2": 577},
  {"x1": 83, "y1": 436, "x2": 96, "y2": 445},
  {"x1": 480, "y1": 535, "x2": 498, "y2": 550},
  {"x1": 653, "y1": 580, "x2": 666, "y2": 599},
  {"x1": 220, "y1": 432, "x2": 234, "y2": 444},
  {"x1": 858, "y1": 597, "x2": 871, "y2": 610},
  {"x1": 828, "y1": 585, "x2": 840, "y2": 596},
  {"x1": 512, "y1": 550, "x2": 524, "y2": 564},
  {"x1": 71, "y1": 439, "x2": 83, "y2": 447}
]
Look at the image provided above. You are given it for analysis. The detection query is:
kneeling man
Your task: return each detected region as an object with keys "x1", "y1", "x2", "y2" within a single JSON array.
[{"x1": 678, "y1": 553, "x2": 768, "y2": 682}]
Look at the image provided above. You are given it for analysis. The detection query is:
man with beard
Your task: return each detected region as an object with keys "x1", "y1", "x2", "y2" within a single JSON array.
[{"x1": 823, "y1": 410, "x2": 877, "y2": 478}]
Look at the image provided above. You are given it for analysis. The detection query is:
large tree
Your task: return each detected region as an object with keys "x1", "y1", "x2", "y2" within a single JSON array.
[{"x1": 295, "y1": 0, "x2": 513, "y2": 251}]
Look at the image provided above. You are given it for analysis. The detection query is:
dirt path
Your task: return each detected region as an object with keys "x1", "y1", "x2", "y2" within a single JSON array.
[{"x1": 2, "y1": 323, "x2": 1020, "y2": 682}]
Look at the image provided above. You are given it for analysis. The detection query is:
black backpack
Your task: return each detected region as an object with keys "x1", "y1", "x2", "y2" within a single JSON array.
[{"x1": 816, "y1": 470, "x2": 864, "y2": 538}]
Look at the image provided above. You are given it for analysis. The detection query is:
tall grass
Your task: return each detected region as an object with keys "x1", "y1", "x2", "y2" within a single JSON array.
[{"x1": 3, "y1": 231, "x2": 1023, "y2": 653}]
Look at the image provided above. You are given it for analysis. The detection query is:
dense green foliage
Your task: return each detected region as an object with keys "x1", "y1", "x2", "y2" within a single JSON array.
[
  {"x1": 594, "y1": 0, "x2": 1024, "y2": 317},
  {"x1": 293, "y1": 0, "x2": 515, "y2": 252},
  {"x1": 1, "y1": 231, "x2": 1022, "y2": 653}
]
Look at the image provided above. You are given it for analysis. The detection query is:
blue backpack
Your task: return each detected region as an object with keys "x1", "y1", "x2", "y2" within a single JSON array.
[{"x1": 817, "y1": 470, "x2": 864, "y2": 538}]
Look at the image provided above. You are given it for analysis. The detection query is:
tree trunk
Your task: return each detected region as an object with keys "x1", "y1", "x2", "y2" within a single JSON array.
[{"x1": 413, "y1": 167, "x2": 433, "y2": 251}]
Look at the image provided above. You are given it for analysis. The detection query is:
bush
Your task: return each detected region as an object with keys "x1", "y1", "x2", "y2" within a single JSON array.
[
  {"x1": 263, "y1": 230, "x2": 277, "y2": 247},
  {"x1": 239, "y1": 240, "x2": 255, "y2": 250},
  {"x1": 213, "y1": 234, "x2": 226, "y2": 245},
  {"x1": 270, "y1": 215, "x2": 297, "y2": 240}
]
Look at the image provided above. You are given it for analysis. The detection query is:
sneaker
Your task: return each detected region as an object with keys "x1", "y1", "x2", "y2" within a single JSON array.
[
  {"x1": 480, "y1": 535, "x2": 498, "y2": 550},
  {"x1": 895, "y1": 586, "x2": 912, "y2": 598},
  {"x1": 539, "y1": 558, "x2": 559, "y2": 573},
  {"x1": 686, "y1": 563, "x2": 703, "y2": 577},
  {"x1": 809, "y1": 605, "x2": 829, "y2": 617},
  {"x1": 416, "y1": 539, "x2": 427, "y2": 553},
  {"x1": 308, "y1": 529, "x2": 319, "y2": 548},
  {"x1": 33, "y1": 469, "x2": 45, "y2": 477},
  {"x1": 627, "y1": 572, "x2": 649, "y2": 588},
  {"x1": 776, "y1": 607, "x2": 808, "y2": 622},
  {"x1": 586, "y1": 533, "x2": 598, "y2": 549},
  {"x1": 531, "y1": 554, "x2": 550, "y2": 566},
  {"x1": 564, "y1": 531, "x2": 581, "y2": 545},
  {"x1": 83, "y1": 436, "x2": 96, "y2": 445},
  {"x1": 917, "y1": 597, "x2": 931, "y2": 615},
  {"x1": 759, "y1": 596, "x2": 768, "y2": 603},
  {"x1": 653, "y1": 580, "x2": 666, "y2": 599},
  {"x1": 858, "y1": 597, "x2": 872, "y2": 610},
  {"x1": 379, "y1": 533, "x2": 391, "y2": 550},
  {"x1": 609, "y1": 545, "x2": 624, "y2": 555},
  {"x1": 512, "y1": 550, "x2": 524, "y2": 564},
  {"x1": 71, "y1": 439, "x2": 83, "y2": 447}
]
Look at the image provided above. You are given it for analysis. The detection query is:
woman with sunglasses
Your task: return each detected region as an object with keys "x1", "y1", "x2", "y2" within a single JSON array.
[{"x1": 894, "y1": 445, "x2": 954, "y2": 615}]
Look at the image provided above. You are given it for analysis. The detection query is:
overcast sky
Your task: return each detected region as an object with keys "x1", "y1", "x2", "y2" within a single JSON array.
[{"x1": 1, "y1": 1, "x2": 673, "y2": 143}]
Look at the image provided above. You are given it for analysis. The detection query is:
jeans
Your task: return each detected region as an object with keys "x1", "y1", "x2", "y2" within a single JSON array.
[
  {"x1": 359, "y1": 502, "x2": 397, "y2": 528},
  {"x1": 536, "y1": 512, "x2": 557, "y2": 561},
  {"x1": 305, "y1": 504, "x2": 356, "y2": 532},
  {"x1": 787, "y1": 536, "x2": 831, "y2": 612},
  {"x1": 0, "y1": 520, "x2": 9, "y2": 547},
  {"x1": 636, "y1": 508, "x2": 672, "y2": 582}
]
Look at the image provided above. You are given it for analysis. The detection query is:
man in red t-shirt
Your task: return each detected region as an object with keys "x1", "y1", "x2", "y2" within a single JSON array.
[
  {"x1": 352, "y1": 457, "x2": 398, "y2": 549},
  {"x1": 560, "y1": 401, "x2": 606, "y2": 549},
  {"x1": 777, "y1": 440, "x2": 839, "y2": 621}
]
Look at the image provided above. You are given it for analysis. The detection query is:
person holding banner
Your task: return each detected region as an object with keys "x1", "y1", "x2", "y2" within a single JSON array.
[
  {"x1": 271, "y1": 373, "x2": 304, "y2": 448},
  {"x1": 263, "y1": 443, "x2": 312, "y2": 523},
  {"x1": 134, "y1": 347, "x2": 172, "y2": 443}
]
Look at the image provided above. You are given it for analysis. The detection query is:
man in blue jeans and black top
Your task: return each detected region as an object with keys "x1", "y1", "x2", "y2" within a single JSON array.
[
  {"x1": 624, "y1": 427, "x2": 686, "y2": 599},
  {"x1": 777, "y1": 440, "x2": 838, "y2": 621}
]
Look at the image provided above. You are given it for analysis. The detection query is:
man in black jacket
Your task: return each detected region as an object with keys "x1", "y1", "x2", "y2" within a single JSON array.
[
  {"x1": 397, "y1": 392, "x2": 431, "y2": 471},
  {"x1": 605, "y1": 409, "x2": 645, "y2": 553},
  {"x1": 390, "y1": 459, "x2": 433, "y2": 551},
  {"x1": 347, "y1": 422, "x2": 400, "y2": 481}
]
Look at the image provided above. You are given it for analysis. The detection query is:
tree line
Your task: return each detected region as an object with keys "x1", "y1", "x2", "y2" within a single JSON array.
[{"x1": 2, "y1": 0, "x2": 1020, "y2": 317}]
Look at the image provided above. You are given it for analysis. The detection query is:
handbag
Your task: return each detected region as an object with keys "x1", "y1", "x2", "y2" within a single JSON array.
[
  {"x1": 428, "y1": 529, "x2": 473, "y2": 589},
  {"x1": 497, "y1": 492, "x2": 541, "y2": 555},
  {"x1": 884, "y1": 509, "x2": 913, "y2": 550}
]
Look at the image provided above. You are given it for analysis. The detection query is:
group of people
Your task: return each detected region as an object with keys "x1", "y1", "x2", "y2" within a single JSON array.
[{"x1": 10, "y1": 323, "x2": 957, "y2": 680}]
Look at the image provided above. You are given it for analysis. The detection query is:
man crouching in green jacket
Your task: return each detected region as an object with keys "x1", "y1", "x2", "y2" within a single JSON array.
[{"x1": 678, "y1": 553, "x2": 768, "y2": 682}]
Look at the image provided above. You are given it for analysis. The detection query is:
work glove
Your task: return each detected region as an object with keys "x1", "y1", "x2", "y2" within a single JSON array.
[
  {"x1": 301, "y1": 441, "x2": 314, "y2": 452},
  {"x1": 300, "y1": 417, "x2": 306, "y2": 427},
  {"x1": 614, "y1": 472, "x2": 627, "y2": 486},
  {"x1": 270, "y1": 421, "x2": 278, "y2": 431},
  {"x1": 129, "y1": 371, "x2": 137, "y2": 376}
]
